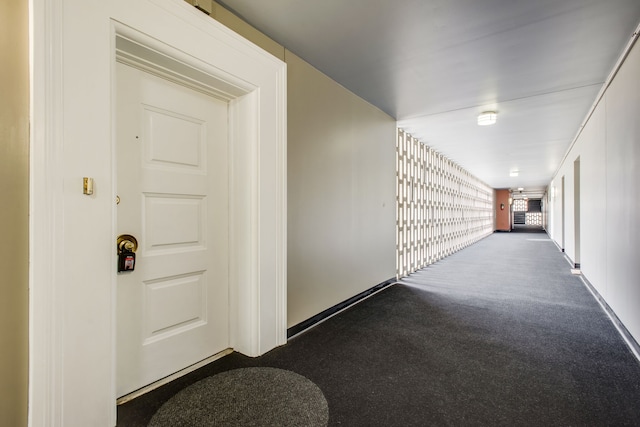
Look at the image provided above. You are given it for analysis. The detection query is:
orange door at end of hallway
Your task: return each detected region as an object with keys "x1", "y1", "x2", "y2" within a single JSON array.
[{"x1": 495, "y1": 189, "x2": 511, "y2": 231}]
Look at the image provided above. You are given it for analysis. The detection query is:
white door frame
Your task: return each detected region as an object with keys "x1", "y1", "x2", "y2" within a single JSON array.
[{"x1": 30, "y1": 1, "x2": 287, "y2": 425}]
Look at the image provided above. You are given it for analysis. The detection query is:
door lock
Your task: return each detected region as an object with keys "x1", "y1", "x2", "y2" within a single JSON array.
[{"x1": 117, "y1": 234, "x2": 138, "y2": 272}]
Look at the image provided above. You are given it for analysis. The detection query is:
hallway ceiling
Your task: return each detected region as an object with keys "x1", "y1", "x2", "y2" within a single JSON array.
[{"x1": 218, "y1": 0, "x2": 640, "y2": 196}]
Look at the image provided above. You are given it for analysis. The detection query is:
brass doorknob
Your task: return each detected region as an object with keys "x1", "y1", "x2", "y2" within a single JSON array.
[{"x1": 117, "y1": 234, "x2": 138, "y2": 254}]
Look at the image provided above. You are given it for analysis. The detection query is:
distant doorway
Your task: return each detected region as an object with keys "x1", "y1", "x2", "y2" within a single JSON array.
[
  {"x1": 574, "y1": 158, "x2": 581, "y2": 268},
  {"x1": 561, "y1": 176, "x2": 566, "y2": 251},
  {"x1": 512, "y1": 198, "x2": 543, "y2": 232}
]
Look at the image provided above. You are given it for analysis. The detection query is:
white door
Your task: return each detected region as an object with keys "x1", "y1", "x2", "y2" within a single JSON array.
[{"x1": 116, "y1": 62, "x2": 229, "y2": 397}]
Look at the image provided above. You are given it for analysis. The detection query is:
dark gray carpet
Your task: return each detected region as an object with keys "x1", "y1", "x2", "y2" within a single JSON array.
[
  {"x1": 148, "y1": 367, "x2": 328, "y2": 426},
  {"x1": 119, "y1": 232, "x2": 640, "y2": 426}
]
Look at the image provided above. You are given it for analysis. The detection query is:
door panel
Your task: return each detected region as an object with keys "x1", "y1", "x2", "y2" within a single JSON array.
[{"x1": 116, "y1": 62, "x2": 229, "y2": 397}]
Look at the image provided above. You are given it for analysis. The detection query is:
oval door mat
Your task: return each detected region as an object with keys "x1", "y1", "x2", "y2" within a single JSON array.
[{"x1": 148, "y1": 367, "x2": 329, "y2": 426}]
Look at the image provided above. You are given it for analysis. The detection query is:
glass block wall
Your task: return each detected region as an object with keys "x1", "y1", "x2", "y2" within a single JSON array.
[
  {"x1": 396, "y1": 129, "x2": 494, "y2": 278},
  {"x1": 513, "y1": 199, "x2": 527, "y2": 212},
  {"x1": 513, "y1": 198, "x2": 543, "y2": 226},
  {"x1": 525, "y1": 212, "x2": 542, "y2": 225}
]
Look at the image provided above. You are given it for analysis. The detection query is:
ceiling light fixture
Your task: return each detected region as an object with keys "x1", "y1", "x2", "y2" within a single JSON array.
[
  {"x1": 510, "y1": 170, "x2": 519, "y2": 177},
  {"x1": 477, "y1": 111, "x2": 497, "y2": 126}
]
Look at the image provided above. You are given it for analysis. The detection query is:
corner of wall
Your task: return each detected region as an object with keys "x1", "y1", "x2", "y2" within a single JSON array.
[
  {"x1": 208, "y1": 1, "x2": 285, "y2": 60},
  {"x1": 0, "y1": 1, "x2": 30, "y2": 426}
]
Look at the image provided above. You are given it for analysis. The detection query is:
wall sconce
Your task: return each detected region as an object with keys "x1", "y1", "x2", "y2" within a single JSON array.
[{"x1": 500, "y1": 203, "x2": 505, "y2": 210}]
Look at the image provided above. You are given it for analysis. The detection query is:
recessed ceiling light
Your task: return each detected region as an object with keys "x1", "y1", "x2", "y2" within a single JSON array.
[
  {"x1": 510, "y1": 170, "x2": 519, "y2": 177},
  {"x1": 517, "y1": 187, "x2": 524, "y2": 191},
  {"x1": 477, "y1": 111, "x2": 497, "y2": 126}
]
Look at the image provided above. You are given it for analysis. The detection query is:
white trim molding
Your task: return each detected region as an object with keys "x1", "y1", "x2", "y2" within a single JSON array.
[
  {"x1": 30, "y1": 1, "x2": 287, "y2": 425},
  {"x1": 29, "y1": 0, "x2": 65, "y2": 425}
]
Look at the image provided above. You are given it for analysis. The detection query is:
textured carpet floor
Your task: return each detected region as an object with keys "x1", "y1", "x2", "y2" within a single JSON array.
[{"x1": 118, "y1": 232, "x2": 640, "y2": 426}]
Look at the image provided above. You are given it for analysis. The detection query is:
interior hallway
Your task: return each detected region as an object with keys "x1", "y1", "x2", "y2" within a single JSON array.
[{"x1": 118, "y1": 231, "x2": 640, "y2": 426}]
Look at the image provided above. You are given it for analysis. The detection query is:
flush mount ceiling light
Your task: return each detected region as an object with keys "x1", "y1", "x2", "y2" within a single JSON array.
[
  {"x1": 477, "y1": 111, "x2": 497, "y2": 126},
  {"x1": 510, "y1": 170, "x2": 519, "y2": 177}
]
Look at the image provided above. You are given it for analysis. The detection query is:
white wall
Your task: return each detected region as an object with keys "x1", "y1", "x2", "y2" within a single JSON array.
[
  {"x1": 205, "y1": 1, "x2": 397, "y2": 331},
  {"x1": 287, "y1": 51, "x2": 397, "y2": 327},
  {"x1": 548, "y1": 36, "x2": 640, "y2": 343},
  {"x1": 579, "y1": 105, "x2": 607, "y2": 290}
]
